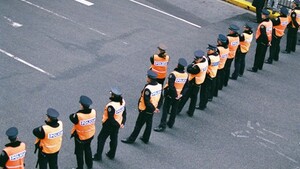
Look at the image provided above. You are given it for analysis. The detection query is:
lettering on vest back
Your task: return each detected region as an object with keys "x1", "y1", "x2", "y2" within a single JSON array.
[
  {"x1": 115, "y1": 106, "x2": 125, "y2": 115},
  {"x1": 9, "y1": 150, "x2": 26, "y2": 161},
  {"x1": 175, "y1": 78, "x2": 187, "y2": 83},
  {"x1": 48, "y1": 130, "x2": 63, "y2": 139},
  {"x1": 154, "y1": 61, "x2": 168, "y2": 66},
  {"x1": 211, "y1": 61, "x2": 219, "y2": 66},
  {"x1": 221, "y1": 53, "x2": 228, "y2": 58},
  {"x1": 281, "y1": 21, "x2": 288, "y2": 26},
  {"x1": 151, "y1": 89, "x2": 161, "y2": 96},
  {"x1": 231, "y1": 41, "x2": 239, "y2": 46},
  {"x1": 80, "y1": 118, "x2": 96, "y2": 126}
]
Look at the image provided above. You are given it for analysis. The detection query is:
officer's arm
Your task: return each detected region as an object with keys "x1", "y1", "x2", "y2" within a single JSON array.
[
  {"x1": 121, "y1": 107, "x2": 127, "y2": 125},
  {"x1": 0, "y1": 151, "x2": 8, "y2": 168},
  {"x1": 167, "y1": 73, "x2": 177, "y2": 98},
  {"x1": 257, "y1": 25, "x2": 268, "y2": 43},
  {"x1": 291, "y1": 12, "x2": 299, "y2": 28},
  {"x1": 180, "y1": 78, "x2": 189, "y2": 96},
  {"x1": 144, "y1": 88, "x2": 156, "y2": 112},
  {"x1": 69, "y1": 113, "x2": 79, "y2": 124},
  {"x1": 272, "y1": 17, "x2": 281, "y2": 26},
  {"x1": 187, "y1": 64, "x2": 201, "y2": 74},
  {"x1": 239, "y1": 33, "x2": 245, "y2": 42},
  {"x1": 107, "y1": 106, "x2": 119, "y2": 126},
  {"x1": 32, "y1": 126, "x2": 45, "y2": 139},
  {"x1": 150, "y1": 55, "x2": 154, "y2": 64}
]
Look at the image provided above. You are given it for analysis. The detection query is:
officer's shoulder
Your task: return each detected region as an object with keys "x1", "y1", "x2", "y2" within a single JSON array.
[
  {"x1": 0, "y1": 150, "x2": 6, "y2": 156},
  {"x1": 144, "y1": 89, "x2": 150, "y2": 96},
  {"x1": 260, "y1": 25, "x2": 265, "y2": 28}
]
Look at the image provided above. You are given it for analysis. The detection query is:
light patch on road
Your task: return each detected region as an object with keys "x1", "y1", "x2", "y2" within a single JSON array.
[
  {"x1": 0, "y1": 48, "x2": 55, "y2": 78},
  {"x1": 75, "y1": 0, "x2": 94, "y2": 6},
  {"x1": 3, "y1": 16, "x2": 23, "y2": 28},
  {"x1": 129, "y1": 0, "x2": 201, "y2": 29}
]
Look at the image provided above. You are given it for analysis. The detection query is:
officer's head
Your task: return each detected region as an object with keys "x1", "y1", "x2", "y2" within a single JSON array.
[
  {"x1": 157, "y1": 43, "x2": 167, "y2": 55},
  {"x1": 110, "y1": 86, "x2": 122, "y2": 99},
  {"x1": 261, "y1": 9, "x2": 270, "y2": 19},
  {"x1": 46, "y1": 108, "x2": 59, "y2": 122},
  {"x1": 194, "y1": 50, "x2": 205, "y2": 63},
  {"x1": 280, "y1": 7, "x2": 289, "y2": 16},
  {"x1": 244, "y1": 22, "x2": 253, "y2": 31},
  {"x1": 147, "y1": 70, "x2": 157, "y2": 83},
  {"x1": 228, "y1": 24, "x2": 239, "y2": 34},
  {"x1": 293, "y1": 0, "x2": 300, "y2": 7},
  {"x1": 177, "y1": 58, "x2": 188, "y2": 70},
  {"x1": 217, "y1": 34, "x2": 228, "y2": 45},
  {"x1": 6, "y1": 127, "x2": 18, "y2": 142},
  {"x1": 207, "y1": 44, "x2": 218, "y2": 55},
  {"x1": 79, "y1": 95, "x2": 93, "y2": 110}
]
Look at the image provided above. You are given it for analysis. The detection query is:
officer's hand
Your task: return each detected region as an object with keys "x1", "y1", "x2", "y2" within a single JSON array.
[
  {"x1": 120, "y1": 124, "x2": 125, "y2": 129},
  {"x1": 176, "y1": 94, "x2": 182, "y2": 100},
  {"x1": 268, "y1": 42, "x2": 271, "y2": 47},
  {"x1": 154, "y1": 108, "x2": 160, "y2": 113}
]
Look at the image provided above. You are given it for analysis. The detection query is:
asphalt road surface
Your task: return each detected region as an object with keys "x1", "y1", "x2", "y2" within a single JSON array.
[{"x1": 1, "y1": 0, "x2": 300, "y2": 168}]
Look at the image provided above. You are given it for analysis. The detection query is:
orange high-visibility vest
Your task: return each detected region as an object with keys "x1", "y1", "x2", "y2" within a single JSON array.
[
  {"x1": 138, "y1": 83, "x2": 162, "y2": 111},
  {"x1": 151, "y1": 54, "x2": 170, "y2": 79},
  {"x1": 164, "y1": 71, "x2": 188, "y2": 96},
  {"x1": 227, "y1": 36, "x2": 240, "y2": 59},
  {"x1": 3, "y1": 142, "x2": 26, "y2": 169},
  {"x1": 207, "y1": 54, "x2": 220, "y2": 78},
  {"x1": 71, "y1": 110, "x2": 96, "y2": 141},
  {"x1": 256, "y1": 20, "x2": 273, "y2": 42},
  {"x1": 40, "y1": 121, "x2": 63, "y2": 154},
  {"x1": 102, "y1": 100, "x2": 125, "y2": 125},
  {"x1": 188, "y1": 60, "x2": 208, "y2": 85},
  {"x1": 274, "y1": 17, "x2": 289, "y2": 37},
  {"x1": 240, "y1": 33, "x2": 253, "y2": 53},
  {"x1": 217, "y1": 46, "x2": 229, "y2": 70}
]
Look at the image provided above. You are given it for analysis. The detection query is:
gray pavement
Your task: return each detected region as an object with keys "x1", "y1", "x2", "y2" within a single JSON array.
[{"x1": 0, "y1": 0, "x2": 300, "y2": 168}]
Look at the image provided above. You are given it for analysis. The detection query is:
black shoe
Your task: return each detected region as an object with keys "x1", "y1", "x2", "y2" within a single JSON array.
[
  {"x1": 106, "y1": 152, "x2": 114, "y2": 160},
  {"x1": 208, "y1": 98, "x2": 213, "y2": 102},
  {"x1": 196, "y1": 106, "x2": 206, "y2": 110},
  {"x1": 281, "y1": 50, "x2": 290, "y2": 54},
  {"x1": 238, "y1": 74, "x2": 243, "y2": 77},
  {"x1": 264, "y1": 61, "x2": 272, "y2": 64},
  {"x1": 139, "y1": 137, "x2": 148, "y2": 144},
  {"x1": 121, "y1": 138, "x2": 134, "y2": 144},
  {"x1": 167, "y1": 123, "x2": 173, "y2": 128},
  {"x1": 93, "y1": 154, "x2": 102, "y2": 161},
  {"x1": 247, "y1": 68, "x2": 257, "y2": 72},
  {"x1": 153, "y1": 126, "x2": 165, "y2": 132},
  {"x1": 229, "y1": 76, "x2": 237, "y2": 80}
]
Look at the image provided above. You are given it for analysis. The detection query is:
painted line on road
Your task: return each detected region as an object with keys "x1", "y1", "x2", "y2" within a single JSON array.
[
  {"x1": 256, "y1": 135, "x2": 276, "y2": 145},
  {"x1": 129, "y1": 0, "x2": 201, "y2": 29},
  {"x1": 275, "y1": 150, "x2": 298, "y2": 164},
  {"x1": 262, "y1": 128, "x2": 287, "y2": 140},
  {"x1": 75, "y1": 0, "x2": 94, "y2": 6},
  {"x1": 0, "y1": 48, "x2": 55, "y2": 78},
  {"x1": 19, "y1": 0, "x2": 106, "y2": 36},
  {"x1": 3, "y1": 16, "x2": 23, "y2": 28}
]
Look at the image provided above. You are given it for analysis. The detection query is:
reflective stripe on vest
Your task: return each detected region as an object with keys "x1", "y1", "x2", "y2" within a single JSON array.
[
  {"x1": 72, "y1": 110, "x2": 96, "y2": 141},
  {"x1": 188, "y1": 60, "x2": 208, "y2": 85},
  {"x1": 227, "y1": 36, "x2": 240, "y2": 59},
  {"x1": 256, "y1": 20, "x2": 273, "y2": 42},
  {"x1": 164, "y1": 71, "x2": 188, "y2": 96},
  {"x1": 217, "y1": 46, "x2": 229, "y2": 69},
  {"x1": 3, "y1": 142, "x2": 26, "y2": 169},
  {"x1": 40, "y1": 121, "x2": 63, "y2": 154},
  {"x1": 102, "y1": 100, "x2": 125, "y2": 125},
  {"x1": 240, "y1": 33, "x2": 253, "y2": 53},
  {"x1": 273, "y1": 17, "x2": 289, "y2": 37},
  {"x1": 207, "y1": 54, "x2": 220, "y2": 78},
  {"x1": 151, "y1": 54, "x2": 169, "y2": 79},
  {"x1": 138, "y1": 83, "x2": 162, "y2": 111}
]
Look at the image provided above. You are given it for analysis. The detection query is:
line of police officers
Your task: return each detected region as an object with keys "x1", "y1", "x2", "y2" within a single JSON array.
[{"x1": 1, "y1": 1, "x2": 300, "y2": 168}]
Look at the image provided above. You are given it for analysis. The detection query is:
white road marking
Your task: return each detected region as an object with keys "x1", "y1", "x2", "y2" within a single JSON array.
[
  {"x1": 247, "y1": 121, "x2": 254, "y2": 129},
  {"x1": 262, "y1": 128, "x2": 286, "y2": 140},
  {"x1": 3, "y1": 16, "x2": 23, "y2": 28},
  {"x1": 75, "y1": 0, "x2": 94, "y2": 6},
  {"x1": 19, "y1": 0, "x2": 106, "y2": 35},
  {"x1": 256, "y1": 135, "x2": 276, "y2": 145},
  {"x1": 0, "y1": 49, "x2": 55, "y2": 78},
  {"x1": 129, "y1": 0, "x2": 201, "y2": 29},
  {"x1": 275, "y1": 150, "x2": 298, "y2": 164}
]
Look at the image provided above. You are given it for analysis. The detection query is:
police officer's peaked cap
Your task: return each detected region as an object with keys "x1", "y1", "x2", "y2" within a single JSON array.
[
  {"x1": 280, "y1": 7, "x2": 289, "y2": 16},
  {"x1": 158, "y1": 43, "x2": 167, "y2": 51},
  {"x1": 79, "y1": 95, "x2": 93, "y2": 107},
  {"x1": 147, "y1": 70, "x2": 157, "y2": 79},
  {"x1": 46, "y1": 108, "x2": 59, "y2": 119},
  {"x1": 244, "y1": 22, "x2": 253, "y2": 29},
  {"x1": 111, "y1": 87, "x2": 122, "y2": 96},
  {"x1": 178, "y1": 58, "x2": 188, "y2": 67},
  {"x1": 6, "y1": 127, "x2": 18, "y2": 139},
  {"x1": 229, "y1": 24, "x2": 240, "y2": 32},
  {"x1": 262, "y1": 9, "x2": 270, "y2": 16},
  {"x1": 207, "y1": 44, "x2": 218, "y2": 51},
  {"x1": 294, "y1": 0, "x2": 300, "y2": 5},
  {"x1": 218, "y1": 34, "x2": 228, "y2": 43},
  {"x1": 194, "y1": 50, "x2": 205, "y2": 59}
]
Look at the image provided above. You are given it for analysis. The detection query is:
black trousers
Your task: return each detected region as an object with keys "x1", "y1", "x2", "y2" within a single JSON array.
[
  {"x1": 158, "y1": 96, "x2": 179, "y2": 128},
  {"x1": 74, "y1": 137, "x2": 93, "y2": 169},
  {"x1": 128, "y1": 111, "x2": 153, "y2": 142},
  {"x1": 216, "y1": 68, "x2": 225, "y2": 91},
  {"x1": 223, "y1": 58, "x2": 233, "y2": 86},
  {"x1": 198, "y1": 76, "x2": 211, "y2": 109},
  {"x1": 285, "y1": 27, "x2": 298, "y2": 52},
  {"x1": 255, "y1": 6, "x2": 263, "y2": 23},
  {"x1": 95, "y1": 123, "x2": 119, "y2": 159},
  {"x1": 38, "y1": 151, "x2": 59, "y2": 169},
  {"x1": 156, "y1": 78, "x2": 165, "y2": 109},
  {"x1": 252, "y1": 42, "x2": 268, "y2": 71},
  {"x1": 177, "y1": 83, "x2": 200, "y2": 116},
  {"x1": 232, "y1": 49, "x2": 247, "y2": 79},
  {"x1": 268, "y1": 35, "x2": 282, "y2": 62}
]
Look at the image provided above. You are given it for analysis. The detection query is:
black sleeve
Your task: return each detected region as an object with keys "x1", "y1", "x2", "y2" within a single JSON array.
[
  {"x1": 150, "y1": 55, "x2": 154, "y2": 64},
  {"x1": 0, "y1": 151, "x2": 8, "y2": 167},
  {"x1": 257, "y1": 25, "x2": 268, "y2": 44},
  {"x1": 272, "y1": 17, "x2": 281, "y2": 26},
  {"x1": 121, "y1": 107, "x2": 127, "y2": 125},
  {"x1": 69, "y1": 113, "x2": 79, "y2": 124},
  {"x1": 207, "y1": 56, "x2": 211, "y2": 66},
  {"x1": 144, "y1": 88, "x2": 156, "y2": 112},
  {"x1": 167, "y1": 73, "x2": 177, "y2": 98},
  {"x1": 187, "y1": 63, "x2": 201, "y2": 74},
  {"x1": 33, "y1": 126, "x2": 45, "y2": 139},
  {"x1": 180, "y1": 79, "x2": 189, "y2": 96},
  {"x1": 107, "y1": 106, "x2": 120, "y2": 126},
  {"x1": 240, "y1": 33, "x2": 245, "y2": 42},
  {"x1": 291, "y1": 12, "x2": 299, "y2": 28}
]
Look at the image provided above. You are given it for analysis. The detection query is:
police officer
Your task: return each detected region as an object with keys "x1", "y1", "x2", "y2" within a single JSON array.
[
  {"x1": 177, "y1": 50, "x2": 208, "y2": 117},
  {"x1": 0, "y1": 127, "x2": 26, "y2": 169},
  {"x1": 121, "y1": 70, "x2": 161, "y2": 144},
  {"x1": 248, "y1": 9, "x2": 273, "y2": 72},
  {"x1": 231, "y1": 23, "x2": 253, "y2": 79},
  {"x1": 70, "y1": 96, "x2": 95, "y2": 169},
  {"x1": 282, "y1": 0, "x2": 300, "y2": 54},
  {"x1": 224, "y1": 24, "x2": 240, "y2": 86},
  {"x1": 150, "y1": 43, "x2": 170, "y2": 109},
  {"x1": 153, "y1": 58, "x2": 189, "y2": 132},
  {"x1": 33, "y1": 108, "x2": 63, "y2": 169},
  {"x1": 214, "y1": 34, "x2": 229, "y2": 95},
  {"x1": 197, "y1": 45, "x2": 220, "y2": 110},
  {"x1": 93, "y1": 87, "x2": 126, "y2": 161},
  {"x1": 266, "y1": 7, "x2": 289, "y2": 63}
]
